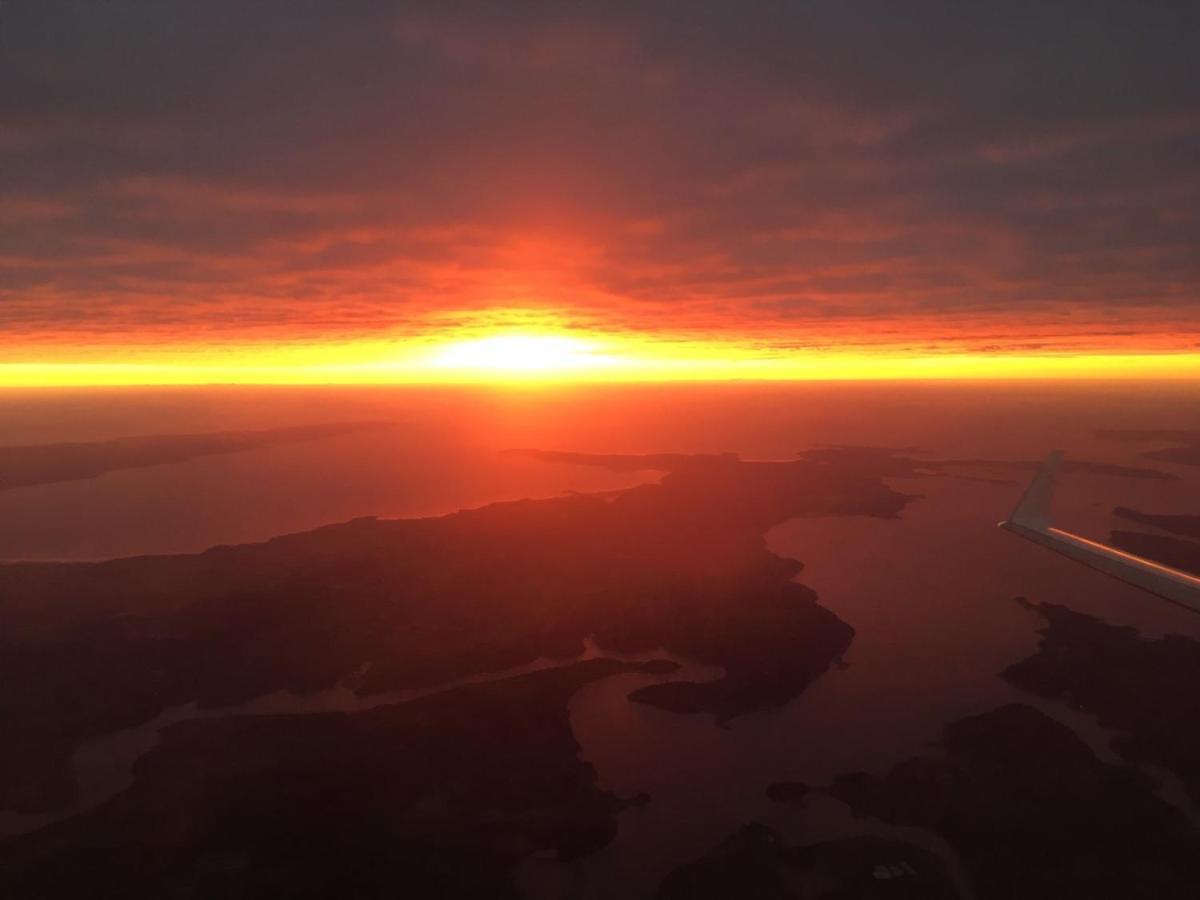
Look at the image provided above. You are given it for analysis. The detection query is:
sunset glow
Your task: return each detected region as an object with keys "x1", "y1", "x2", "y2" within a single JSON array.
[
  {"x1": 3, "y1": 4, "x2": 1198, "y2": 387},
  {"x1": 4, "y1": 331, "x2": 1198, "y2": 388},
  {"x1": 428, "y1": 334, "x2": 626, "y2": 376}
]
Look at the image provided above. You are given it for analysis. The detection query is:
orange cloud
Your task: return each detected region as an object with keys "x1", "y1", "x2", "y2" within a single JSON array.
[{"x1": 2, "y1": 3, "x2": 1198, "y2": 382}]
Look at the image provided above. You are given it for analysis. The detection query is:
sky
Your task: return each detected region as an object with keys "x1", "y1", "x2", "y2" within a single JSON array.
[{"x1": 3, "y1": 1, "x2": 1200, "y2": 383}]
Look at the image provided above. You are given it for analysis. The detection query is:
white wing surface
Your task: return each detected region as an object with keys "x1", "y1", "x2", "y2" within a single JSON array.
[{"x1": 999, "y1": 452, "x2": 1200, "y2": 613}]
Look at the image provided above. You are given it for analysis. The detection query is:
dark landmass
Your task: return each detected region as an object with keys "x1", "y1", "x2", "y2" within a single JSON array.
[
  {"x1": 504, "y1": 447, "x2": 737, "y2": 472},
  {"x1": 798, "y1": 446, "x2": 937, "y2": 476},
  {"x1": 1130, "y1": 445, "x2": 1200, "y2": 467},
  {"x1": 1109, "y1": 531, "x2": 1200, "y2": 576},
  {"x1": 549, "y1": 446, "x2": 928, "y2": 502},
  {"x1": 544, "y1": 443, "x2": 1175, "y2": 483},
  {"x1": 0, "y1": 659, "x2": 671, "y2": 900},
  {"x1": 830, "y1": 703, "x2": 1200, "y2": 899},
  {"x1": 1113, "y1": 506, "x2": 1200, "y2": 540},
  {"x1": 797, "y1": 445, "x2": 1176, "y2": 480},
  {"x1": 1005, "y1": 599, "x2": 1200, "y2": 803},
  {"x1": 807, "y1": 444, "x2": 925, "y2": 455},
  {"x1": 655, "y1": 823, "x2": 959, "y2": 900},
  {"x1": 624, "y1": 586, "x2": 851, "y2": 724},
  {"x1": 0, "y1": 422, "x2": 400, "y2": 492},
  {"x1": 1097, "y1": 429, "x2": 1200, "y2": 444},
  {"x1": 1106, "y1": 507, "x2": 1200, "y2": 574},
  {"x1": 764, "y1": 781, "x2": 812, "y2": 804},
  {"x1": 934, "y1": 457, "x2": 1176, "y2": 480},
  {"x1": 1096, "y1": 428, "x2": 1200, "y2": 467},
  {"x1": 0, "y1": 448, "x2": 913, "y2": 814}
]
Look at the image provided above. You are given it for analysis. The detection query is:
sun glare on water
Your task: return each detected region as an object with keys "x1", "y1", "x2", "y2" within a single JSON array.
[{"x1": 428, "y1": 334, "x2": 625, "y2": 377}]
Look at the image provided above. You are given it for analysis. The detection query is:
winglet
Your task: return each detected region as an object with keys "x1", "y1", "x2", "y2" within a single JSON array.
[
  {"x1": 997, "y1": 449, "x2": 1200, "y2": 612},
  {"x1": 1001, "y1": 450, "x2": 1062, "y2": 532}
]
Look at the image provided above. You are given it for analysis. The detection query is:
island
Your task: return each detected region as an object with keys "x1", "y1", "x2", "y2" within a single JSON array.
[
  {"x1": 795, "y1": 444, "x2": 1176, "y2": 481},
  {"x1": 1096, "y1": 428, "x2": 1200, "y2": 467},
  {"x1": 1106, "y1": 506, "x2": 1200, "y2": 576},
  {"x1": 1108, "y1": 530, "x2": 1200, "y2": 576},
  {"x1": 0, "y1": 659, "x2": 675, "y2": 899},
  {"x1": 0, "y1": 448, "x2": 914, "y2": 815},
  {"x1": 827, "y1": 703, "x2": 1200, "y2": 899},
  {"x1": 1113, "y1": 506, "x2": 1200, "y2": 540},
  {"x1": 1004, "y1": 599, "x2": 1200, "y2": 803}
]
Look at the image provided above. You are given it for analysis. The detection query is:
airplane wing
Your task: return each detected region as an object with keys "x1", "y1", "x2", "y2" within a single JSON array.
[{"x1": 999, "y1": 451, "x2": 1200, "y2": 613}]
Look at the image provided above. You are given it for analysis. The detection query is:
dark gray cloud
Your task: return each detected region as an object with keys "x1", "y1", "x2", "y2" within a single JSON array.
[{"x1": 1, "y1": 0, "x2": 1198, "y2": 351}]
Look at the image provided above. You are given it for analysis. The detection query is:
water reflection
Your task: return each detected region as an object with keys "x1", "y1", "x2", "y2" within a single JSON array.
[{"x1": 523, "y1": 461, "x2": 1200, "y2": 898}]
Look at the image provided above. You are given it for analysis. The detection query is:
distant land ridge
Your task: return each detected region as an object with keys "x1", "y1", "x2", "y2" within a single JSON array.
[{"x1": 0, "y1": 421, "x2": 403, "y2": 491}]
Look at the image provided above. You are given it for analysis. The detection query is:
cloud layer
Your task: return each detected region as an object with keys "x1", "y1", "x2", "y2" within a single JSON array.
[{"x1": 3, "y1": 1, "x2": 1199, "y2": 358}]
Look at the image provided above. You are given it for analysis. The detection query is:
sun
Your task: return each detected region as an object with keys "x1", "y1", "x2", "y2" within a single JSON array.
[{"x1": 427, "y1": 333, "x2": 625, "y2": 378}]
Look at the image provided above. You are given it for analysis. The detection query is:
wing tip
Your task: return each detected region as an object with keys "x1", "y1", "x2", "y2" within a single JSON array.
[{"x1": 1000, "y1": 450, "x2": 1063, "y2": 532}]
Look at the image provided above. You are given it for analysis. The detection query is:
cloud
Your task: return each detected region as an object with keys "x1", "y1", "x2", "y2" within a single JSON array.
[{"x1": 1, "y1": 1, "x2": 1198, "y2": 357}]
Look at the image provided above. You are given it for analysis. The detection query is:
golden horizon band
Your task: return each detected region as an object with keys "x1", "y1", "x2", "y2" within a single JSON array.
[{"x1": 3, "y1": 332, "x2": 1198, "y2": 387}]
